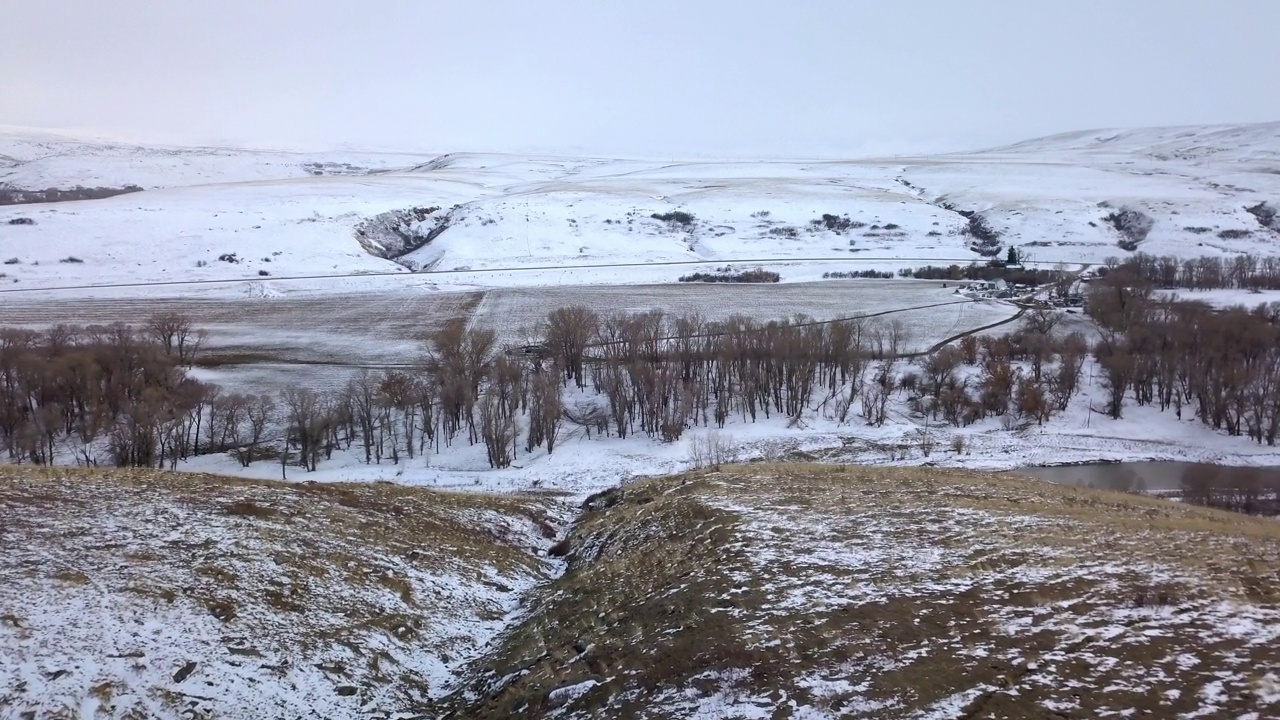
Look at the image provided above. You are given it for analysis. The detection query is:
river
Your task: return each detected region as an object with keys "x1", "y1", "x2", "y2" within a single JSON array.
[{"x1": 1013, "y1": 461, "x2": 1280, "y2": 493}]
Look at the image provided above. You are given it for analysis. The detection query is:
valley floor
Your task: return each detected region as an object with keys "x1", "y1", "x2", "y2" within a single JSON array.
[{"x1": 9, "y1": 280, "x2": 1279, "y2": 500}]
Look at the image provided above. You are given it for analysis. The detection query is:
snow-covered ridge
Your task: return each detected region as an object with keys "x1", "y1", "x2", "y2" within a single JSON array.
[{"x1": 1, "y1": 122, "x2": 1279, "y2": 291}]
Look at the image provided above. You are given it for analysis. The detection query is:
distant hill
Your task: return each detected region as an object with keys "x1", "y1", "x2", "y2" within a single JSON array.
[{"x1": 1, "y1": 123, "x2": 1279, "y2": 290}]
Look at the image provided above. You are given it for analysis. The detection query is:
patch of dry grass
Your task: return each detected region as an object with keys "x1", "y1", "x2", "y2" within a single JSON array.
[{"x1": 442, "y1": 463, "x2": 1280, "y2": 719}]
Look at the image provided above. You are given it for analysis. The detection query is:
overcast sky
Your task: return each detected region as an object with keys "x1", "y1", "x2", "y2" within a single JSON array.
[{"x1": 2, "y1": 1, "x2": 1278, "y2": 158}]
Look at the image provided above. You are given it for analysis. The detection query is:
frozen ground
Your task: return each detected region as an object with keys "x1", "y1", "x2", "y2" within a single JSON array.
[{"x1": 3, "y1": 122, "x2": 1280, "y2": 293}]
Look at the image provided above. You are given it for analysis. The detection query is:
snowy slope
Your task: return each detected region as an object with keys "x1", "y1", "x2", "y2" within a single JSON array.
[
  {"x1": 2, "y1": 122, "x2": 1279, "y2": 291},
  {"x1": 0, "y1": 467, "x2": 569, "y2": 719}
]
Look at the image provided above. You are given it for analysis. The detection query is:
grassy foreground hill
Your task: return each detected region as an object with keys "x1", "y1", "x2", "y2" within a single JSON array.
[
  {"x1": 0, "y1": 467, "x2": 569, "y2": 719},
  {"x1": 4, "y1": 464, "x2": 1280, "y2": 719},
  {"x1": 441, "y1": 464, "x2": 1280, "y2": 719}
]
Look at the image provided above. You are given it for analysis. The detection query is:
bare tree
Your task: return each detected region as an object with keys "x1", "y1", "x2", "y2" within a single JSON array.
[
  {"x1": 1023, "y1": 307, "x2": 1061, "y2": 337},
  {"x1": 545, "y1": 305, "x2": 598, "y2": 388}
]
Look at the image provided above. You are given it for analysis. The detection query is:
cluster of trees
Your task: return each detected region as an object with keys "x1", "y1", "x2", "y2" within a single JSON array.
[
  {"x1": 1096, "y1": 252, "x2": 1280, "y2": 291},
  {"x1": 902, "y1": 309, "x2": 1088, "y2": 431},
  {"x1": 1, "y1": 314, "x2": 209, "y2": 468},
  {"x1": 0, "y1": 313, "x2": 569, "y2": 473},
  {"x1": 1, "y1": 307, "x2": 925, "y2": 473},
  {"x1": 902, "y1": 262, "x2": 1068, "y2": 289},
  {"x1": 822, "y1": 270, "x2": 895, "y2": 280},
  {"x1": 9, "y1": 281, "x2": 1280, "y2": 523},
  {"x1": 1087, "y1": 270, "x2": 1280, "y2": 445},
  {"x1": 555, "y1": 309, "x2": 912, "y2": 439}
]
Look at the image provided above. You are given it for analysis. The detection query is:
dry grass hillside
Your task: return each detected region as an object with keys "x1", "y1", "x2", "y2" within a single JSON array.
[
  {"x1": 442, "y1": 464, "x2": 1280, "y2": 719},
  {"x1": 0, "y1": 467, "x2": 571, "y2": 719}
]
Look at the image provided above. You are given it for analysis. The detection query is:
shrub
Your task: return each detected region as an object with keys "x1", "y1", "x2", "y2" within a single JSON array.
[
  {"x1": 750, "y1": 210, "x2": 771, "y2": 219},
  {"x1": 962, "y1": 214, "x2": 1001, "y2": 254},
  {"x1": 195, "y1": 260, "x2": 208, "y2": 267},
  {"x1": 3, "y1": 257, "x2": 18, "y2": 265},
  {"x1": 1184, "y1": 226, "x2": 1213, "y2": 234},
  {"x1": 883, "y1": 223, "x2": 900, "y2": 230},
  {"x1": 6, "y1": 217, "x2": 35, "y2": 225},
  {"x1": 1218, "y1": 229, "x2": 1253, "y2": 239},
  {"x1": 59, "y1": 256, "x2": 84, "y2": 264},
  {"x1": 926, "y1": 230, "x2": 942, "y2": 237},
  {"x1": 258, "y1": 270, "x2": 270, "y2": 276},
  {"x1": 768, "y1": 226, "x2": 799, "y2": 238},
  {"x1": 809, "y1": 213, "x2": 865, "y2": 233},
  {"x1": 651, "y1": 211, "x2": 695, "y2": 226},
  {"x1": 688, "y1": 431, "x2": 736, "y2": 470},
  {"x1": 218, "y1": 253, "x2": 240, "y2": 263}
]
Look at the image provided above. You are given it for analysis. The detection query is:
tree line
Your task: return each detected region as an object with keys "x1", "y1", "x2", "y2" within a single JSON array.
[
  {"x1": 4, "y1": 294, "x2": 1278, "y2": 517},
  {"x1": 1098, "y1": 252, "x2": 1280, "y2": 291},
  {"x1": 0, "y1": 308, "x2": 919, "y2": 472}
]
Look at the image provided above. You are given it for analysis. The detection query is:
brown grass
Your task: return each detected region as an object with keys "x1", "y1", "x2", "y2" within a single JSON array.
[{"x1": 223, "y1": 498, "x2": 278, "y2": 519}]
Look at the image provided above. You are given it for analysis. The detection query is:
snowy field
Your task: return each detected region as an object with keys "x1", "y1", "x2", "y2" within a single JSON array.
[
  {"x1": 1, "y1": 280, "x2": 1016, "y2": 369},
  {"x1": 4, "y1": 122, "x2": 1280, "y2": 294},
  {"x1": 0, "y1": 466, "x2": 570, "y2": 719}
]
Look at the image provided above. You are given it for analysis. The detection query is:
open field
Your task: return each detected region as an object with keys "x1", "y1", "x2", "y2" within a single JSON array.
[
  {"x1": 442, "y1": 463, "x2": 1280, "y2": 719},
  {"x1": 0, "y1": 288, "x2": 484, "y2": 365},
  {"x1": 0, "y1": 466, "x2": 572, "y2": 719}
]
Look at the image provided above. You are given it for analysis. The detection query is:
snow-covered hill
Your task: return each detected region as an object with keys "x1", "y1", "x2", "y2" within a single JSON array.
[
  {"x1": 2, "y1": 123, "x2": 1278, "y2": 291},
  {"x1": 0, "y1": 126, "x2": 433, "y2": 189}
]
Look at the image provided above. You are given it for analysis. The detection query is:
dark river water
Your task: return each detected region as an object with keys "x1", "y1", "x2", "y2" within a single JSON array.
[{"x1": 1013, "y1": 461, "x2": 1280, "y2": 493}]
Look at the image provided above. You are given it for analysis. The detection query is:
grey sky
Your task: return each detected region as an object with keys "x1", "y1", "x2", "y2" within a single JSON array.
[{"x1": 2, "y1": 1, "x2": 1278, "y2": 157}]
